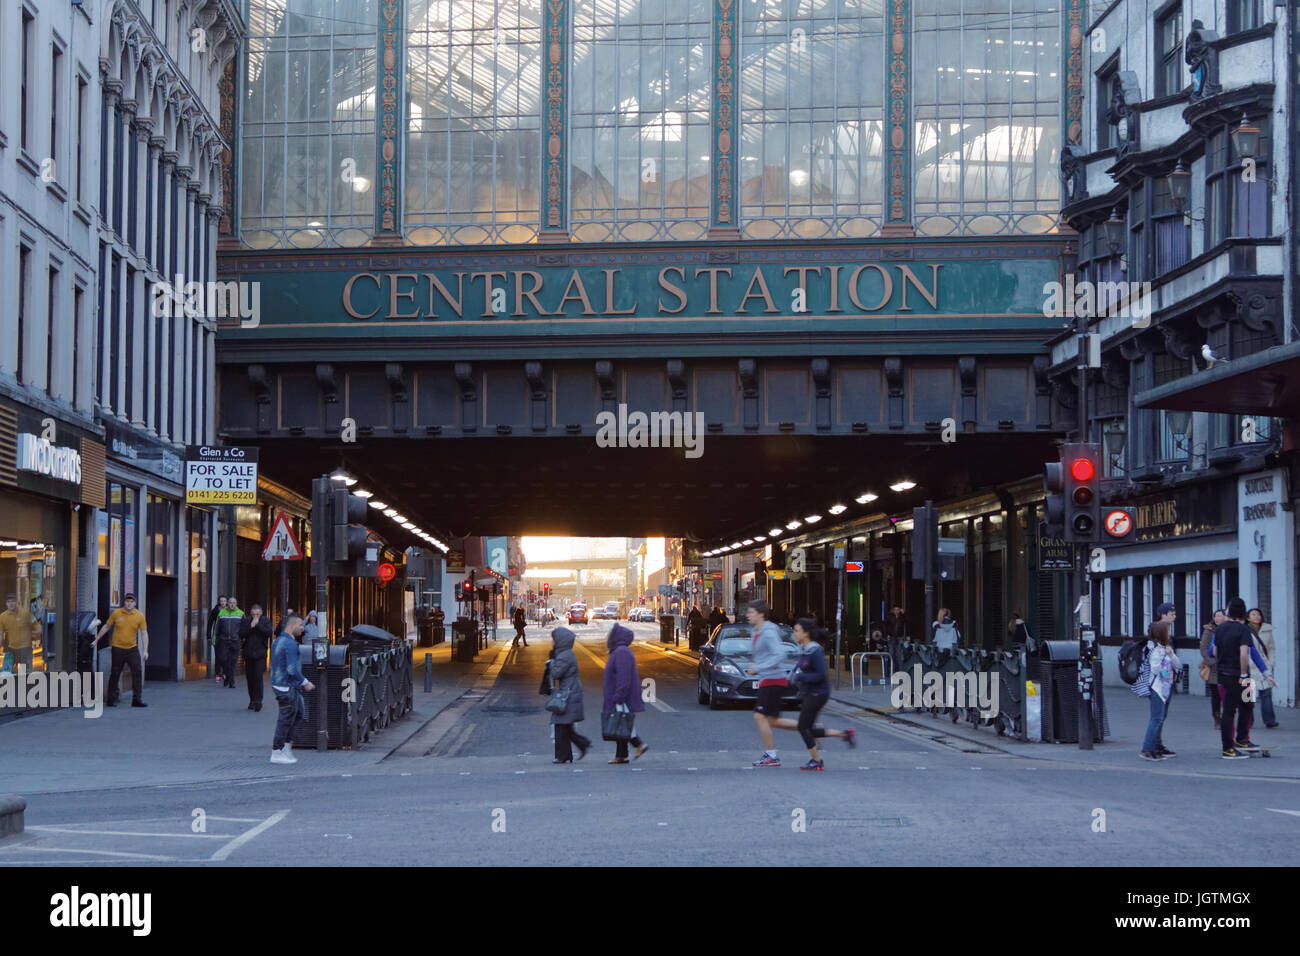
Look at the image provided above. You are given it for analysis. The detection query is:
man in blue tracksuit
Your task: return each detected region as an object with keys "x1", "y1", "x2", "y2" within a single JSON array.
[
  {"x1": 269, "y1": 614, "x2": 315, "y2": 764},
  {"x1": 766, "y1": 618, "x2": 858, "y2": 769}
]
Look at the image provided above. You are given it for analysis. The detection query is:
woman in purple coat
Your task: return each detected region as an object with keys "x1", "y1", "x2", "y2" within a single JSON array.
[{"x1": 604, "y1": 624, "x2": 649, "y2": 763}]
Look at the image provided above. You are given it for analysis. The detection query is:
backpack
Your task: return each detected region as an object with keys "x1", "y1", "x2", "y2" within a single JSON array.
[
  {"x1": 1129, "y1": 641, "x2": 1154, "y2": 697},
  {"x1": 1118, "y1": 639, "x2": 1149, "y2": 686}
]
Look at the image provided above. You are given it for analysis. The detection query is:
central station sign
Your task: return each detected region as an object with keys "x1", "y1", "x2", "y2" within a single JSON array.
[{"x1": 221, "y1": 251, "x2": 1060, "y2": 336}]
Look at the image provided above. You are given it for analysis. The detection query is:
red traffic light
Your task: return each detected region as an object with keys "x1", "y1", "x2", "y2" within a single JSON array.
[
  {"x1": 377, "y1": 562, "x2": 396, "y2": 583},
  {"x1": 1069, "y1": 458, "x2": 1095, "y2": 482}
]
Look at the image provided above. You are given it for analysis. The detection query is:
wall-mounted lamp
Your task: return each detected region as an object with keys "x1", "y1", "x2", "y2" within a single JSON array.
[
  {"x1": 1103, "y1": 208, "x2": 1126, "y2": 254},
  {"x1": 1167, "y1": 161, "x2": 1192, "y2": 213},
  {"x1": 1103, "y1": 418, "x2": 1127, "y2": 472},
  {"x1": 1231, "y1": 112, "x2": 1261, "y2": 161},
  {"x1": 1166, "y1": 409, "x2": 1192, "y2": 452}
]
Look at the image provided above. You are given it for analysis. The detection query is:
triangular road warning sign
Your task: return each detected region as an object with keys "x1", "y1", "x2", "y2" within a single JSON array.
[{"x1": 262, "y1": 513, "x2": 303, "y2": 560}]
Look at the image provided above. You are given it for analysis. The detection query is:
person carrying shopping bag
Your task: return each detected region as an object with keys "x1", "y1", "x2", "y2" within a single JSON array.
[{"x1": 602, "y1": 624, "x2": 648, "y2": 764}]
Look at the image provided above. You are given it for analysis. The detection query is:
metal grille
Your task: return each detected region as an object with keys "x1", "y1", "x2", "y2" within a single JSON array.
[
  {"x1": 0, "y1": 406, "x2": 16, "y2": 486},
  {"x1": 79, "y1": 439, "x2": 107, "y2": 508}
]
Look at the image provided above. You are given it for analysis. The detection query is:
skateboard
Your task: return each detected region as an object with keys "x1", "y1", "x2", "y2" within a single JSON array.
[{"x1": 1236, "y1": 743, "x2": 1273, "y2": 757}]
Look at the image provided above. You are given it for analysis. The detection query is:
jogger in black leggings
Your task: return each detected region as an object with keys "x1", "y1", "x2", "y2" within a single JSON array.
[{"x1": 767, "y1": 619, "x2": 856, "y2": 769}]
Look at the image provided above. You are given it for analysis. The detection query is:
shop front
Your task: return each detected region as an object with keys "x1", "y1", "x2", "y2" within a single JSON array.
[
  {"x1": 1091, "y1": 477, "x2": 1240, "y2": 692},
  {"x1": 0, "y1": 398, "x2": 106, "y2": 701},
  {"x1": 100, "y1": 419, "x2": 214, "y2": 682}
]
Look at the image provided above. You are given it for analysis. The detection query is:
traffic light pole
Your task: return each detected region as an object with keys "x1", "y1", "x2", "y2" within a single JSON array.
[
  {"x1": 310, "y1": 476, "x2": 331, "y2": 753},
  {"x1": 1075, "y1": 317, "x2": 1095, "y2": 751}
]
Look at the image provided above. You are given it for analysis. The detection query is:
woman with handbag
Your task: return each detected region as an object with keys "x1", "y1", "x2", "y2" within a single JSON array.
[
  {"x1": 546, "y1": 627, "x2": 590, "y2": 763},
  {"x1": 603, "y1": 624, "x2": 648, "y2": 764}
]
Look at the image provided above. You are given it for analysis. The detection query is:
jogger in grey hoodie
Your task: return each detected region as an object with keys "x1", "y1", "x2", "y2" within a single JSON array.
[{"x1": 746, "y1": 600, "x2": 791, "y2": 767}]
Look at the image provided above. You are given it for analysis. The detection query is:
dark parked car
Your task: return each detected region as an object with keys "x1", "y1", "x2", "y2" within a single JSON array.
[{"x1": 696, "y1": 622, "x2": 800, "y2": 710}]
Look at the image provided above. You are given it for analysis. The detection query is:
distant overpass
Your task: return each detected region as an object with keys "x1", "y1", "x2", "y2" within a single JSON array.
[{"x1": 522, "y1": 559, "x2": 631, "y2": 571}]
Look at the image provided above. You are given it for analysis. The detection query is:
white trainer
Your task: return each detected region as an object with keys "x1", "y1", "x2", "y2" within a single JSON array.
[{"x1": 270, "y1": 748, "x2": 297, "y2": 764}]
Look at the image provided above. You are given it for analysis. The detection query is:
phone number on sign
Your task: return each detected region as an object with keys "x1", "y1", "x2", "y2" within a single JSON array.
[{"x1": 186, "y1": 490, "x2": 257, "y2": 503}]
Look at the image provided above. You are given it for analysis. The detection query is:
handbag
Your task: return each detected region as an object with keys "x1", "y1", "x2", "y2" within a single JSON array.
[
  {"x1": 538, "y1": 659, "x2": 553, "y2": 696},
  {"x1": 544, "y1": 683, "x2": 569, "y2": 715},
  {"x1": 601, "y1": 703, "x2": 635, "y2": 741},
  {"x1": 1198, "y1": 661, "x2": 1212, "y2": 682},
  {"x1": 1, "y1": 651, "x2": 13, "y2": 675}
]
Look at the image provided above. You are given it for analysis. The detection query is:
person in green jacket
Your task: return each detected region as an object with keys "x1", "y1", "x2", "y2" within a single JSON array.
[{"x1": 214, "y1": 597, "x2": 245, "y2": 688}]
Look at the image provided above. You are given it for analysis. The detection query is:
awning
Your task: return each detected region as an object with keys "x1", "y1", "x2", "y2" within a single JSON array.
[{"x1": 1134, "y1": 341, "x2": 1300, "y2": 417}]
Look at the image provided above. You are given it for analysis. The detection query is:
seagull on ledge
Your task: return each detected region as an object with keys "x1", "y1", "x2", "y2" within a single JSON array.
[{"x1": 1201, "y1": 344, "x2": 1223, "y2": 368}]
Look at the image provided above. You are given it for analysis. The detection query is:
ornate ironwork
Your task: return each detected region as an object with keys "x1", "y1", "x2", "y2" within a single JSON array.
[
  {"x1": 542, "y1": 0, "x2": 568, "y2": 239},
  {"x1": 1064, "y1": 0, "x2": 1084, "y2": 143},
  {"x1": 710, "y1": 0, "x2": 739, "y2": 235},
  {"x1": 375, "y1": 0, "x2": 403, "y2": 239},
  {"x1": 883, "y1": 0, "x2": 911, "y2": 234}
]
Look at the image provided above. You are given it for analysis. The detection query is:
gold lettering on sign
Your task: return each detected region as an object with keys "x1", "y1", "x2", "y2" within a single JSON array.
[
  {"x1": 555, "y1": 271, "x2": 596, "y2": 315},
  {"x1": 849, "y1": 264, "x2": 892, "y2": 312},
  {"x1": 826, "y1": 265, "x2": 843, "y2": 313},
  {"x1": 471, "y1": 272, "x2": 508, "y2": 317},
  {"x1": 898, "y1": 264, "x2": 941, "y2": 311},
  {"x1": 1136, "y1": 500, "x2": 1178, "y2": 530},
  {"x1": 784, "y1": 266, "x2": 823, "y2": 305},
  {"x1": 657, "y1": 267, "x2": 688, "y2": 314},
  {"x1": 602, "y1": 269, "x2": 637, "y2": 315},
  {"x1": 389, "y1": 273, "x2": 421, "y2": 319},
  {"x1": 737, "y1": 267, "x2": 780, "y2": 314},
  {"x1": 513, "y1": 271, "x2": 550, "y2": 317},
  {"x1": 342, "y1": 272, "x2": 382, "y2": 319},
  {"x1": 424, "y1": 272, "x2": 465, "y2": 318},
  {"x1": 693, "y1": 267, "x2": 732, "y2": 315}
]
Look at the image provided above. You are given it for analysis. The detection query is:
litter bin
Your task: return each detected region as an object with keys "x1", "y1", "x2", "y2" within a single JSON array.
[
  {"x1": 452, "y1": 619, "x2": 478, "y2": 661},
  {"x1": 292, "y1": 644, "x2": 350, "y2": 749},
  {"x1": 1037, "y1": 641, "x2": 1105, "y2": 743},
  {"x1": 659, "y1": 616, "x2": 675, "y2": 644}
]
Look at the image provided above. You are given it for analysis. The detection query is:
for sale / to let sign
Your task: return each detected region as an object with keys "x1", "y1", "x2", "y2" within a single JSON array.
[{"x1": 185, "y1": 446, "x2": 259, "y2": 504}]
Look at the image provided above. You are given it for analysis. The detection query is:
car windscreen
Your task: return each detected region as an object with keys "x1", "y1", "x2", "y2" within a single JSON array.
[{"x1": 715, "y1": 626, "x2": 794, "y2": 657}]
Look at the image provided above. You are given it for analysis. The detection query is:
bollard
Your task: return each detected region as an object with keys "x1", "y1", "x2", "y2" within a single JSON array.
[{"x1": 424, "y1": 653, "x2": 432, "y2": 693}]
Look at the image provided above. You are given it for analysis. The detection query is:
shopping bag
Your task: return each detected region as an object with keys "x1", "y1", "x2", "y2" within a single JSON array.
[{"x1": 601, "y1": 708, "x2": 635, "y2": 741}]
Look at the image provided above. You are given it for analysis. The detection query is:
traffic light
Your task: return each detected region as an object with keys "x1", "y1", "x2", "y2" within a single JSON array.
[
  {"x1": 543, "y1": 582, "x2": 550, "y2": 598},
  {"x1": 1063, "y1": 442, "x2": 1102, "y2": 542},
  {"x1": 330, "y1": 486, "x2": 374, "y2": 575},
  {"x1": 911, "y1": 504, "x2": 937, "y2": 581},
  {"x1": 1042, "y1": 458, "x2": 1066, "y2": 537},
  {"x1": 460, "y1": 580, "x2": 474, "y2": 602}
]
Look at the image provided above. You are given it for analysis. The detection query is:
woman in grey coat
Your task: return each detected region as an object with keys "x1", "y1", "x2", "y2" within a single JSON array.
[{"x1": 548, "y1": 627, "x2": 590, "y2": 763}]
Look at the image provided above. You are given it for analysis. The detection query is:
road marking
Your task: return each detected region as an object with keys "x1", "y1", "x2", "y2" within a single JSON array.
[
  {"x1": 210, "y1": 809, "x2": 289, "y2": 862},
  {"x1": 649, "y1": 698, "x2": 676, "y2": 712},
  {"x1": 1266, "y1": 808, "x2": 1300, "y2": 817},
  {"x1": 0, "y1": 846, "x2": 174, "y2": 861},
  {"x1": 27, "y1": 826, "x2": 231, "y2": 839}
]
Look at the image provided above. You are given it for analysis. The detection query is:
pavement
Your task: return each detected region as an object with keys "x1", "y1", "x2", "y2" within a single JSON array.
[
  {"x1": 0, "y1": 634, "x2": 507, "y2": 795},
  {"x1": 1, "y1": 621, "x2": 1298, "y2": 866},
  {"x1": 827, "y1": 661, "x2": 1300, "y2": 779}
]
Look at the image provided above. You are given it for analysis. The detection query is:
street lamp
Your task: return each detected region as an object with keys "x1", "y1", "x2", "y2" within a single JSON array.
[
  {"x1": 1166, "y1": 161, "x2": 1192, "y2": 213},
  {"x1": 1104, "y1": 418, "x2": 1127, "y2": 472},
  {"x1": 1103, "y1": 207, "x2": 1126, "y2": 254},
  {"x1": 1166, "y1": 410, "x2": 1192, "y2": 452},
  {"x1": 1231, "y1": 112, "x2": 1261, "y2": 160}
]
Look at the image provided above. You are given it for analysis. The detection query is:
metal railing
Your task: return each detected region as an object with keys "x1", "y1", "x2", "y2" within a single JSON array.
[{"x1": 850, "y1": 652, "x2": 892, "y2": 693}]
